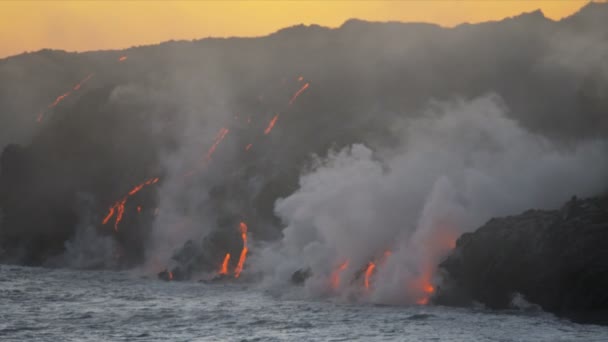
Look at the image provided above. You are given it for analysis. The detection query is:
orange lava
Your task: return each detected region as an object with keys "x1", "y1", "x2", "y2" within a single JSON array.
[
  {"x1": 206, "y1": 127, "x2": 230, "y2": 161},
  {"x1": 102, "y1": 177, "x2": 160, "y2": 231},
  {"x1": 330, "y1": 261, "x2": 349, "y2": 289},
  {"x1": 72, "y1": 73, "x2": 94, "y2": 90},
  {"x1": 264, "y1": 115, "x2": 279, "y2": 135},
  {"x1": 414, "y1": 272, "x2": 436, "y2": 305},
  {"x1": 364, "y1": 262, "x2": 376, "y2": 290},
  {"x1": 38, "y1": 72, "x2": 95, "y2": 123},
  {"x1": 245, "y1": 143, "x2": 253, "y2": 151},
  {"x1": 298, "y1": 76, "x2": 304, "y2": 82},
  {"x1": 118, "y1": 56, "x2": 128, "y2": 62},
  {"x1": 137, "y1": 206, "x2": 142, "y2": 213},
  {"x1": 234, "y1": 222, "x2": 249, "y2": 278},
  {"x1": 49, "y1": 92, "x2": 70, "y2": 108},
  {"x1": 289, "y1": 82, "x2": 310, "y2": 105},
  {"x1": 219, "y1": 253, "x2": 231, "y2": 275}
]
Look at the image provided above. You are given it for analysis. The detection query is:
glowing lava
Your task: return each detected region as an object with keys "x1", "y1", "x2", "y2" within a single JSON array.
[
  {"x1": 416, "y1": 282, "x2": 435, "y2": 305},
  {"x1": 289, "y1": 82, "x2": 310, "y2": 105},
  {"x1": 264, "y1": 115, "x2": 279, "y2": 135},
  {"x1": 234, "y1": 222, "x2": 249, "y2": 278},
  {"x1": 72, "y1": 73, "x2": 94, "y2": 91},
  {"x1": 330, "y1": 261, "x2": 349, "y2": 289},
  {"x1": 102, "y1": 177, "x2": 160, "y2": 231},
  {"x1": 118, "y1": 56, "x2": 128, "y2": 62},
  {"x1": 206, "y1": 127, "x2": 230, "y2": 161},
  {"x1": 364, "y1": 262, "x2": 376, "y2": 290},
  {"x1": 219, "y1": 253, "x2": 231, "y2": 275},
  {"x1": 245, "y1": 143, "x2": 253, "y2": 151},
  {"x1": 49, "y1": 92, "x2": 70, "y2": 108}
]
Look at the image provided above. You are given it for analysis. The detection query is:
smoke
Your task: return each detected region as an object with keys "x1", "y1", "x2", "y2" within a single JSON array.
[{"x1": 252, "y1": 94, "x2": 608, "y2": 304}]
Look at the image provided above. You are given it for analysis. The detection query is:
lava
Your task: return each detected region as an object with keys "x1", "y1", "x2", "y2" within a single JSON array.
[
  {"x1": 330, "y1": 261, "x2": 349, "y2": 289},
  {"x1": 245, "y1": 143, "x2": 253, "y2": 151},
  {"x1": 416, "y1": 282, "x2": 435, "y2": 305},
  {"x1": 102, "y1": 206, "x2": 115, "y2": 225},
  {"x1": 206, "y1": 127, "x2": 230, "y2": 161},
  {"x1": 298, "y1": 76, "x2": 304, "y2": 82},
  {"x1": 72, "y1": 73, "x2": 94, "y2": 91},
  {"x1": 168, "y1": 271, "x2": 174, "y2": 280},
  {"x1": 118, "y1": 56, "x2": 128, "y2": 62},
  {"x1": 219, "y1": 253, "x2": 231, "y2": 275},
  {"x1": 234, "y1": 222, "x2": 249, "y2": 278},
  {"x1": 137, "y1": 206, "x2": 142, "y2": 214},
  {"x1": 102, "y1": 177, "x2": 160, "y2": 231},
  {"x1": 364, "y1": 262, "x2": 376, "y2": 290},
  {"x1": 264, "y1": 115, "x2": 279, "y2": 135},
  {"x1": 289, "y1": 82, "x2": 310, "y2": 105},
  {"x1": 49, "y1": 92, "x2": 70, "y2": 108}
]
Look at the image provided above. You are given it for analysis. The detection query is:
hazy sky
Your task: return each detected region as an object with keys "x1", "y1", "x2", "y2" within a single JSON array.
[{"x1": 0, "y1": 0, "x2": 590, "y2": 58}]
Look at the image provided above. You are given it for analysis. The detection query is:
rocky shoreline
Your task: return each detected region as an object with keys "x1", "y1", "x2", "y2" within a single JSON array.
[{"x1": 436, "y1": 195, "x2": 608, "y2": 325}]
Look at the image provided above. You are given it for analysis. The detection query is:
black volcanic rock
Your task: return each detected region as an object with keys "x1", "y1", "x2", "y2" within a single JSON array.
[{"x1": 436, "y1": 195, "x2": 608, "y2": 324}]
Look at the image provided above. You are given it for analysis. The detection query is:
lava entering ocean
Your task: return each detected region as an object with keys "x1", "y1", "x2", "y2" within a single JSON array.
[{"x1": 234, "y1": 222, "x2": 249, "y2": 278}]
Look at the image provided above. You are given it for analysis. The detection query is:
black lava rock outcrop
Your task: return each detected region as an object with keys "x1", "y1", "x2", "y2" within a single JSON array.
[{"x1": 436, "y1": 196, "x2": 608, "y2": 324}]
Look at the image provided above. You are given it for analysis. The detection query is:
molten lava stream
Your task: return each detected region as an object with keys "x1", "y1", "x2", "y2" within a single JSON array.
[
  {"x1": 415, "y1": 274, "x2": 435, "y2": 305},
  {"x1": 206, "y1": 127, "x2": 230, "y2": 161},
  {"x1": 219, "y1": 253, "x2": 231, "y2": 275},
  {"x1": 364, "y1": 262, "x2": 376, "y2": 290},
  {"x1": 101, "y1": 177, "x2": 160, "y2": 231},
  {"x1": 330, "y1": 261, "x2": 349, "y2": 290},
  {"x1": 289, "y1": 82, "x2": 310, "y2": 105},
  {"x1": 234, "y1": 222, "x2": 248, "y2": 278},
  {"x1": 118, "y1": 56, "x2": 128, "y2": 62},
  {"x1": 264, "y1": 115, "x2": 279, "y2": 135}
]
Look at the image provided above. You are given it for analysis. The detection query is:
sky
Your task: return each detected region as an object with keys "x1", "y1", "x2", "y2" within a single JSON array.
[{"x1": 0, "y1": 1, "x2": 591, "y2": 58}]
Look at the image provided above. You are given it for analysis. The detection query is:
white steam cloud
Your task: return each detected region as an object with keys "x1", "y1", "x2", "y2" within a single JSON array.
[{"x1": 252, "y1": 94, "x2": 608, "y2": 304}]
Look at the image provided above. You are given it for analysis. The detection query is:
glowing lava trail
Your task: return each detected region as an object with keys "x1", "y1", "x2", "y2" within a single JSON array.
[
  {"x1": 364, "y1": 262, "x2": 376, "y2": 290},
  {"x1": 219, "y1": 253, "x2": 231, "y2": 275},
  {"x1": 102, "y1": 177, "x2": 160, "y2": 232},
  {"x1": 289, "y1": 82, "x2": 310, "y2": 105},
  {"x1": 206, "y1": 127, "x2": 230, "y2": 161},
  {"x1": 330, "y1": 261, "x2": 349, "y2": 289},
  {"x1": 37, "y1": 73, "x2": 96, "y2": 123},
  {"x1": 245, "y1": 143, "x2": 253, "y2": 151},
  {"x1": 264, "y1": 115, "x2": 279, "y2": 135},
  {"x1": 72, "y1": 73, "x2": 94, "y2": 90},
  {"x1": 234, "y1": 222, "x2": 249, "y2": 278},
  {"x1": 48, "y1": 92, "x2": 70, "y2": 108},
  {"x1": 118, "y1": 56, "x2": 128, "y2": 62}
]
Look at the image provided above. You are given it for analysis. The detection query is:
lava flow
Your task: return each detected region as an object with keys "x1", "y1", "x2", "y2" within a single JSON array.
[
  {"x1": 206, "y1": 127, "x2": 230, "y2": 161},
  {"x1": 102, "y1": 177, "x2": 160, "y2": 231},
  {"x1": 37, "y1": 73, "x2": 96, "y2": 123},
  {"x1": 363, "y1": 262, "x2": 376, "y2": 290},
  {"x1": 218, "y1": 253, "x2": 231, "y2": 275},
  {"x1": 234, "y1": 222, "x2": 249, "y2": 278},
  {"x1": 264, "y1": 115, "x2": 279, "y2": 135},
  {"x1": 118, "y1": 56, "x2": 128, "y2": 62},
  {"x1": 72, "y1": 73, "x2": 94, "y2": 90},
  {"x1": 330, "y1": 261, "x2": 349, "y2": 289},
  {"x1": 289, "y1": 82, "x2": 310, "y2": 105}
]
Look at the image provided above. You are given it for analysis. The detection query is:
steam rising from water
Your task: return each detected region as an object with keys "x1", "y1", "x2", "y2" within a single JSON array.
[{"x1": 252, "y1": 95, "x2": 608, "y2": 303}]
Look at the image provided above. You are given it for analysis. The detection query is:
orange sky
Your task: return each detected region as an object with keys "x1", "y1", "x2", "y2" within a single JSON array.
[{"x1": 0, "y1": 1, "x2": 591, "y2": 58}]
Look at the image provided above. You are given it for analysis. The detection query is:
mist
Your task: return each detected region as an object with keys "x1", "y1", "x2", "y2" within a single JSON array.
[{"x1": 252, "y1": 94, "x2": 608, "y2": 303}]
